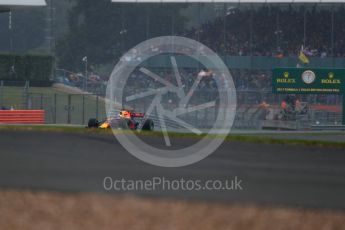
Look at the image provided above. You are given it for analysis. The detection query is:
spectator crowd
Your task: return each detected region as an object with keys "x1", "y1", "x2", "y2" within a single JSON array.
[
  {"x1": 56, "y1": 5, "x2": 345, "y2": 106},
  {"x1": 184, "y1": 5, "x2": 345, "y2": 58}
]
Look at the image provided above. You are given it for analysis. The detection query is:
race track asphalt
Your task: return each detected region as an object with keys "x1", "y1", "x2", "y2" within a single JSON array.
[{"x1": 0, "y1": 131, "x2": 345, "y2": 209}]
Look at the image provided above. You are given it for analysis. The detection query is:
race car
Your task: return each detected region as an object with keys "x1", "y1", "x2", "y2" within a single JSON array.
[{"x1": 88, "y1": 109, "x2": 154, "y2": 131}]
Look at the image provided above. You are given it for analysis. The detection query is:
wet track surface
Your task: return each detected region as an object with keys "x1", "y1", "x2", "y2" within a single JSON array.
[{"x1": 1, "y1": 131, "x2": 345, "y2": 209}]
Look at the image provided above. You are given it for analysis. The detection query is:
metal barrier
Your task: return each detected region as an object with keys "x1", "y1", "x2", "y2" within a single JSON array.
[
  {"x1": 26, "y1": 93, "x2": 105, "y2": 125},
  {"x1": 0, "y1": 80, "x2": 343, "y2": 129},
  {"x1": 311, "y1": 125, "x2": 345, "y2": 130},
  {"x1": 25, "y1": 92, "x2": 345, "y2": 129}
]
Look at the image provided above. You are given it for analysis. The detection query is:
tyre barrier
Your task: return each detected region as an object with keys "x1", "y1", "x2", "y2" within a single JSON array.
[{"x1": 0, "y1": 110, "x2": 45, "y2": 124}]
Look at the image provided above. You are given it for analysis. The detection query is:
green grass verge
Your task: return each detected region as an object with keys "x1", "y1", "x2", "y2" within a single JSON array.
[
  {"x1": 0, "y1": 125, "x2": 104, "y2": 134},
  {"x1": 0, "y1": 125, "x2": 344, "y2": 148},
  {"x1": 224, "y1": 135, "x2": 345, "y2": 148}
]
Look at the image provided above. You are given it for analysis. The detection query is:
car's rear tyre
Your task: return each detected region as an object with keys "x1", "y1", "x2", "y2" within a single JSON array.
[
  {"x1": 142, "y1": 119, "x2": 154, "y2": 131},
  {"x1": 88, "y1": 118, "x2": 99, "y2": 128}
]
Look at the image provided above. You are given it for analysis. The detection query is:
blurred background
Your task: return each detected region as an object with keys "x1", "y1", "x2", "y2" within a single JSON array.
[{"x1": 0, "y1": 1, "x2": 343, "y2": 129}]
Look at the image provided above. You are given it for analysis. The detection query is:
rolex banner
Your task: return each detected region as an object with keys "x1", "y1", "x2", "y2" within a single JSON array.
[{"x1": 272, "y1": 68, "x2": 345, "y2": 94}]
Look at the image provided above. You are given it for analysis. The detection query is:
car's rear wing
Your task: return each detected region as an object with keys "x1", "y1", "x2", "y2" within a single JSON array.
[{"x1": 130, "y1": 112, "x2": 145, "y2": 118}]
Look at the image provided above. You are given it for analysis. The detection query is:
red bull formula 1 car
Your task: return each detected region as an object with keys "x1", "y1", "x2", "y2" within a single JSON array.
[{"x1": 88, "y1": 109, "x2": 154, "y2": 131}]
